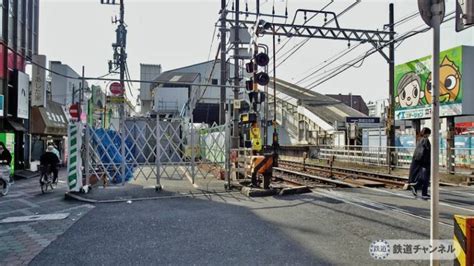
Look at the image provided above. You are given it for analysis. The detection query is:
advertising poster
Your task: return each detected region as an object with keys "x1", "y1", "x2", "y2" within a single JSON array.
[
  {"x1": 0, "y1": 95, "x2": 4, "y2": 117},
  {"x1": 17, "y1": 71, "x2": 30, "y2": 119},
  {"x1": 394, "y1": 46, "x2": 463, "y2": 120}
]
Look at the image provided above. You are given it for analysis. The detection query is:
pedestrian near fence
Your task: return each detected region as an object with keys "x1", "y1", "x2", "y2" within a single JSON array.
[{"x1": 408, "y1": 127, "x2": 431, "y2": 200}]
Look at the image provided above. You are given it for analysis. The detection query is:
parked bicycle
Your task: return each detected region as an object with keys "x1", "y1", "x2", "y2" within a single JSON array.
[{"x1": 39, "y1": 164, "x2": 56, "y2": 194}]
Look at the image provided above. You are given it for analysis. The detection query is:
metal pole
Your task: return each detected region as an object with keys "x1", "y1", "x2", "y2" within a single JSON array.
[
  {"x1": 190, "y1": 115, "x2": 195, "y2": 184},
  {"x1": 156, "y1": 116, "x2": 161, "y2": 190},
  {"x1": 387, "y1": 3, "x2": 395, "y2": 173},
  {"x1": 219, "y1": 0, "x2": 227, "y2": 125},
  {"x1": 119, "y1": 0, "x2": 126, "y2": 186},
  {"x1": 446, "y1": 116, "x2": 455, "y2": 174},
  {"x1": 430, "y1": 2, "x2": 442, "y2": 265},
  {"x1": 82, "y1": 66, "x2": 91, "y2": 186},
  {"x1": 272, "y1": 29, "x2": 278, "y2": 153},
  {"x1": 226, "y1": 100, "x2": 232, "y2": 189},
  {"x1": 232, "y1": 0, "x2": 240, "y2": 149}
]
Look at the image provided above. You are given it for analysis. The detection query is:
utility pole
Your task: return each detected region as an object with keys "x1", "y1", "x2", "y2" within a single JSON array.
[
  {"x1": 119, "y1": 0, "x2": 127, "y2": 186},
  {"x1": 232, "y1": 0, "x2": 240, "y2": 148},
  {"x1": 430, "y1": 2, "x2": 443, "y2": 264},
  {"x1": 387, "y1": 4, "x2": 395, "y2": 173},
  {"x1": 219, "y1": 0, "x2": 227, "y2": 125}
]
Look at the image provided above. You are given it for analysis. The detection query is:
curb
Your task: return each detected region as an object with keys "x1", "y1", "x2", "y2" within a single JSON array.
[{"x1": 64, "y1": 190, "x2": 242, "y2": 204}]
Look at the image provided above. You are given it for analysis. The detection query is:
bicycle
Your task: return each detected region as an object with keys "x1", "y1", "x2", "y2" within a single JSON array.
[
  {"x1": 39, "y1": 165, "x2": 55, "y2": 194},
  {"x1": 0, "y1": 164, "x2": 12, "y2": 196}
]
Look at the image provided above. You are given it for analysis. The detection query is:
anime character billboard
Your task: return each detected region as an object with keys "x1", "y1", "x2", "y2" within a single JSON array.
[{"x1": 394, "y1": 46, "x2": 463, "y2": 120}]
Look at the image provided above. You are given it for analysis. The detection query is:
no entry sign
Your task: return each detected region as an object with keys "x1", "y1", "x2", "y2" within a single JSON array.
[{"x1": 110, "y1": 82, "x2": 124, "y2": 95}]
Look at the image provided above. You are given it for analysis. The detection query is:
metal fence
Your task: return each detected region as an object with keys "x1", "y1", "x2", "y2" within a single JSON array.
[
  {"x1": 84, "y1": 117, "x2": 228, "y2": 187},
  {"x1": 280, "y1": 145, "x2": 474, "y2": 171}
]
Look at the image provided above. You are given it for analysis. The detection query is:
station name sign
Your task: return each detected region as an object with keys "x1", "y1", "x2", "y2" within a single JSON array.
[{"x1": 346, "y1": 117, "x2": 380, "y2": 124}]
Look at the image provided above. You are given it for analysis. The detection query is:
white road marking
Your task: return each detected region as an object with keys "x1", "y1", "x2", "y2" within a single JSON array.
[
  {"x1": 362, "y1": 187, "x2": 474, "y2": 213},
  {"x1": 0, "y1": 213, "x2": 70, "y2": 224},
  {"x1": 313, "y1": 189, "x2": 453, "y2": 228}
]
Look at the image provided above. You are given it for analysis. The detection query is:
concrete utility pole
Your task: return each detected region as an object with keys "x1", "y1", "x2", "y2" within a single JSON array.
[
  {"x1": 219, "y1": 0, "x2": 227, "y2": 125},
  {"x1": 232, "y1": 0, "x2": 240, "y2": 149}
]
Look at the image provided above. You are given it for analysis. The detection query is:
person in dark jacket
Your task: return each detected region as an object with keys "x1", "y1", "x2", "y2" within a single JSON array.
[
  {"x1": 408, "y1": 127, "x2": 431, "y2": 199},
  {"x1": 0, "y1": 142, "x2": 12, "y2": 166},
  {"x1": 40, "y1": 146, "x2": 60, "y2": 183}
]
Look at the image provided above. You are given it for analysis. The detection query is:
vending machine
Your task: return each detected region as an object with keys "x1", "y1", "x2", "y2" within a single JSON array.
[{"x1": 0, "y1": 132, "x2": 15, "y2": 174}]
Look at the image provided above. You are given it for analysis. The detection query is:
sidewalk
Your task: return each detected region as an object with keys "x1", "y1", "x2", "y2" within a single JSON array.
[{"x1": 0, "y1": 168, "x2": 94, "y2": 266}]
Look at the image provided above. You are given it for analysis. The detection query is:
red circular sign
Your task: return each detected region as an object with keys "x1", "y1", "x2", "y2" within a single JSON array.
[
  {"x1": 69, "y1": 104, "x2": 79, "y2": 119},
  {"x1": 110, "y1": 82, "x2": 124, "y2": 95}
]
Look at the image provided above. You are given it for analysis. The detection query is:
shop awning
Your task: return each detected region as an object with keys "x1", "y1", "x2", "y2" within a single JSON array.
[
  {"x1": 31, "y1": 101, "x2": 68, "y2": 136},
  {"x1": 7, "y1": 119, "x2": 26, "y2": 132}
]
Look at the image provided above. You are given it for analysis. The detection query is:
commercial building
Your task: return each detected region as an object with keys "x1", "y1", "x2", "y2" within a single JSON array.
[
  {"x1": 0, "y1": 0, "x2": 40, "y2": 171},
  {"x1": 327, "y1": 93, "x2": 369, "y2": 115}
]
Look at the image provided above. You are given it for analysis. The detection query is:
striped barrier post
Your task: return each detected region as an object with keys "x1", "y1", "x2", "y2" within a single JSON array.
[
  {"x1": 454, "y1": 215, "x2": 474, "y2": 266},
  {"x1": 67, "y1": 123, "x2": 83, "y2": 192}
]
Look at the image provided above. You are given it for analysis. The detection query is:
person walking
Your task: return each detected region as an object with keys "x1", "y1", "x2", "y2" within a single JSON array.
[{"x1": 408, "y1": 127, "x2": 431, "y2": 200}]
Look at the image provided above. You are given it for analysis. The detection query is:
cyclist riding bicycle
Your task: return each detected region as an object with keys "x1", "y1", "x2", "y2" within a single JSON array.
[{"x1": 40, "y1": 145, "x2": 60, "y2": 184}]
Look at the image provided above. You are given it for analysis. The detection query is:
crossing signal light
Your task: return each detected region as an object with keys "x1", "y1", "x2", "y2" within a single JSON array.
[
  {"x1": 255, "y1": 52, "x2": 269, "y2": 67},
  {"x1": 255, "y1": 72, "x2": 270, "y2": 86},
  {"x1": 245, "y1": 79, "x2": 254, "y2": 91},
  {"x1": 245, "y1": 62, "x2": 254, "y2": 73}
]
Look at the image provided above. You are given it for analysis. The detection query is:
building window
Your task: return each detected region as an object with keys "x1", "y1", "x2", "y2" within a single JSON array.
[
  {"x1": 17, "y1": 0, "x2": 25, "y2": 53},
  {"x1": 0, "y1": 3, "x2": 3, "y2": 40},
  {"x1": 8, "y1": 0, "x2": 15, "y2": 48}
]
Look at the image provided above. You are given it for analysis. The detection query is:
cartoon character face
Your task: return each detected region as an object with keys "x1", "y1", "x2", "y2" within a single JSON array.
[
  {"x1": 396, "y1": 72, "x2": 423, "y2": 108},
  {"x1": 425, "y1": 56, "x2": 462, "y2": 104}
]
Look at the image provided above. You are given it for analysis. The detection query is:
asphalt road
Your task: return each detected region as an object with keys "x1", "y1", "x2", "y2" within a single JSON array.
[{"x1": 29, "y1": 188, "x2": 458, "y2": 265}]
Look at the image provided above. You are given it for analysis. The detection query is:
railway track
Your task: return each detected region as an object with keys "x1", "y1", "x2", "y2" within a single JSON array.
[{"x1": 274, "y1": 160, "x2": 407, "y2": 189}]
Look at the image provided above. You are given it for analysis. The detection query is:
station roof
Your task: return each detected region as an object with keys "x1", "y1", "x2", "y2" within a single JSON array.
[
  {"x1": 269, "y1": 78, "x2": 366, "y2": 126},
  {"x1": 152, "y1": 72, "x2": 200, "y2": 87}
]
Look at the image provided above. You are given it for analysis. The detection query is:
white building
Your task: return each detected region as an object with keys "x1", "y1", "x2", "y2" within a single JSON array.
[
  {"x1": 367, "y1": 99, "x2": 388, "y2": 118},
  {"x1": 50, "y1": 61, "x2": 87, "y2": 106},
  {"x1": 139, "y1": 64, "x2": 162, "y2": 114}
]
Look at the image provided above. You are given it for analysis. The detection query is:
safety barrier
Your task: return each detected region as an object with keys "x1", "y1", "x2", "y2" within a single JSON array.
[{"x1": 453, "y1": 215, "x2": 474, "y2": 266}]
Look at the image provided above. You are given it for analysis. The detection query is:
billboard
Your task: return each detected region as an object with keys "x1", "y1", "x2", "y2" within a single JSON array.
[
  {"x1": 394, "y1": 46, "x2": 464, "y2": 120},
  {"x1": 17, "y1": 71, "x2": 30, "y2": 119},
  {"x1": 31, "y1": 55, "x2": 47, "y2": 107}
]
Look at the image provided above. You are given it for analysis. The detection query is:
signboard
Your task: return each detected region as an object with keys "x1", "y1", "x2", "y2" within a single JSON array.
[
  {"x1": 17, "y1": 71, "x2": 30, "y2": 119},
  {"x1": 456, "y1": 0, "x2": 474, "y2": 32},
  {"x1": 394, "y1": 46, "x2": 465, "y2": 120},
  {"x1": 106, "y1": 96, "x2": 125, "y2": 104},
  {"x1": 109, "y1": 82, "x2": 124, "y2": 95},
  {"x1": 69, "y1": 104, "x2": 79, "y2": 119},
  {"x1": 0, "y1": 95, "x2": 3, "y2": 117},
  {"x1": 31, "y1": 55, "x2": 47, "y2": 107},
  {"x1": 346, "y1": 117, "x2": 381, "y2": 124}
]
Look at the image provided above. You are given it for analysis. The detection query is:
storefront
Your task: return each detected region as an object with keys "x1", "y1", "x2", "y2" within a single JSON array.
[{"x1": 30, "y1": 100, "x2": 68, "y2": 166}]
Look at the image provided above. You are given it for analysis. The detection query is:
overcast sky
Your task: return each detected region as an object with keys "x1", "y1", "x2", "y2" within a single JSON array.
[{"x1": 39, "y1": 0, "x2": 474, "y2": 103}]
